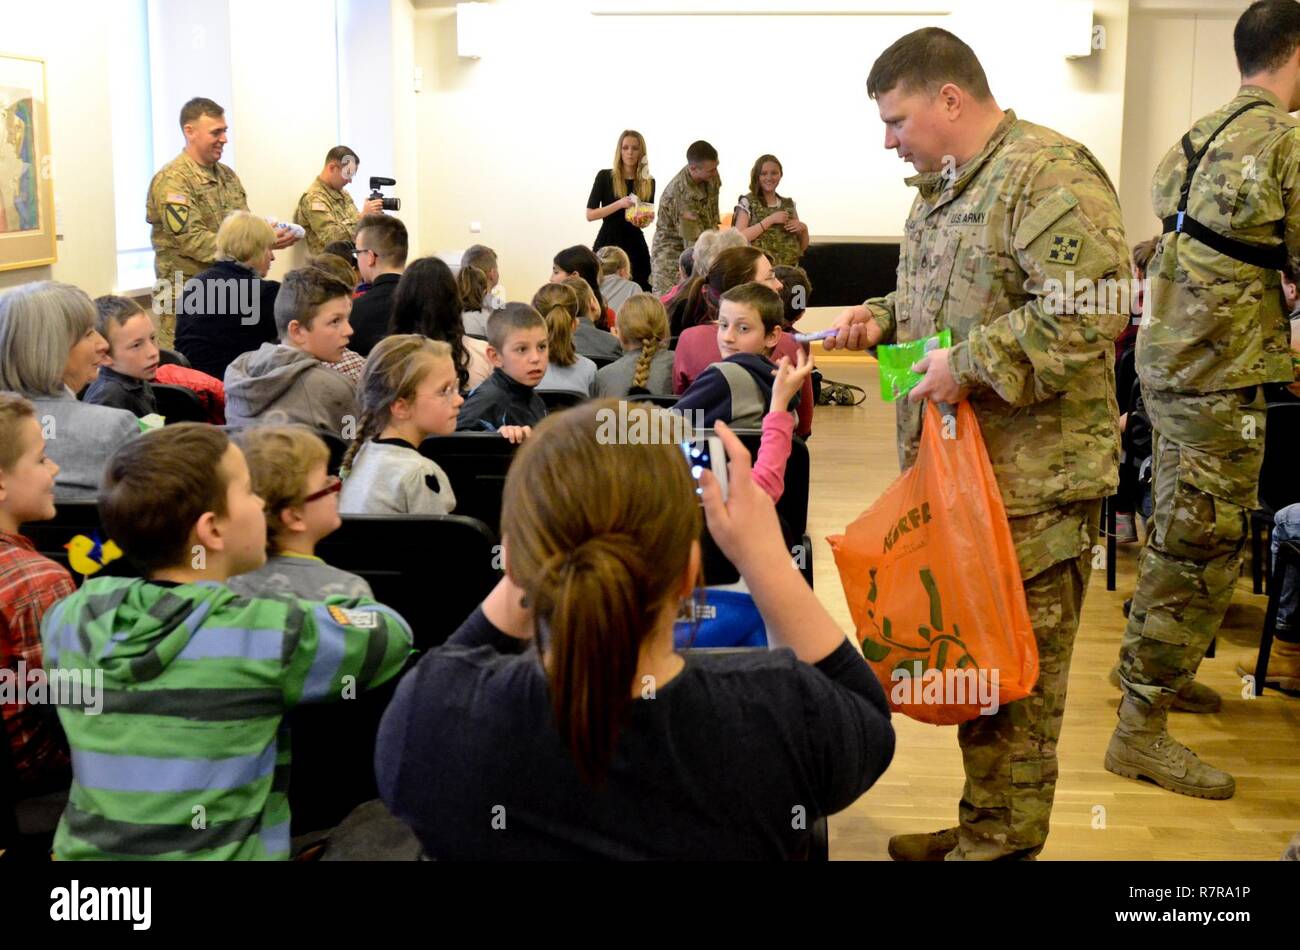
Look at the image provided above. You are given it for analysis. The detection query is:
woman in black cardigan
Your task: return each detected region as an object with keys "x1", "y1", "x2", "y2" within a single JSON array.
[
  {"x1": 174, "y1": 211, "x2": 281, "y2": 381},
  {"x1": 586, "y1": 130, "x2": 656, "y2": 291}
]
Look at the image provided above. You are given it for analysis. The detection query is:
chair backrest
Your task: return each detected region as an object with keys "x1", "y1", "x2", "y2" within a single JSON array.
[
  {"x1": 153, "y1": 383, "x2": 209, "y2": 424},
  {"x1": 419, "y1": 433, "x2": 518, "y2": 534},
  {"x1": 537, "y1": 389, "x2": 584, "y2": 411},
  {"x1": 22, "y1": 502, "x2": 117, "y2": 582},
  {"x1": 1261, "y1": 402, "x2": 1300, "y2": 513},
  {"x1": 314, "y1": 514, "x2": 501, "y2": 651},
  {"x1": 158, "y1": 347, "x2": 191, "y2": 368},
  {"x1": 589, "y1": 355, "x2": 619, "y2": 370}
]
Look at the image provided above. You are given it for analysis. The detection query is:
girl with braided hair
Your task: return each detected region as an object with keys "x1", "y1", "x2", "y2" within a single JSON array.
[
  {"x1": 594, "y1": 293, "x2": 673, "y2": 398},
  {"x1": 338, "y1": 334, "x2": 463, "y2": 515}
]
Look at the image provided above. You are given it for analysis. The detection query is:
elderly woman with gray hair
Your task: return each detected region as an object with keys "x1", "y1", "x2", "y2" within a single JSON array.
[
  {"x1": 0, "y1": 281, "x2": 139, "y2": 500},
  {"x1": 175, "y1": 210, "x2": 282, "y2": 380}
]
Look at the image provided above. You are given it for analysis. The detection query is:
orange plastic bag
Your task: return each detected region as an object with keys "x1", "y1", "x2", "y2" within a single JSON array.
[{"x1": 828, "y1": 401, "x2": 1037, "y2": 725}]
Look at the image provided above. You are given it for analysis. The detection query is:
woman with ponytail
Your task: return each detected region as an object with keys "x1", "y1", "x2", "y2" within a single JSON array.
[
  {"x1": 534, "y1": 283, "x2": 597, "y2": 397},
  {"x1": 595, "y1": 293, "x2": 673, "y2": 397},
  {"x1": 375, "y1": 400, "x2": 895, "y2": 859},
  {"x1": 390, "y1": 257, "x2": 493, "y2": 392}
]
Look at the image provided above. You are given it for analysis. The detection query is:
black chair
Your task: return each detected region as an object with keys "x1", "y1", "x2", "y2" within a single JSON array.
[
  {"x1": 153, "y1": 383, "x2": 208, "y2": 424},
  {"x1": 589, "y1": 355, "x2": 619, "y2": 370},
  {"x1": 314, "y1": 514, "x2": 501, "y2": 651},
  {"x1": 628, "y1": 393, "x2": 680, "y2": 409},
  {"x1": 1099, "y1": 494, "x2": 1119, "y2": 592},
  {"x1": 314, "y1": 429, "x2": 348, "y2": 476},
  {"x1": 420, "y1": 432, "x2": 519, "y2": 534},
  {"x1": 158, "y1": 347, "x2": 191, "y2": 368},
  {"x1": 537, "y1": 389, "x2": 585, "y2": 412},
  {"x1": 1251, "y1": 403, "x2": 1300, "y2": 594},
  {"x1": 22, "y1": 502, "x2": 142, "y2": 582},
  {"x1": 1252, "y1": 538, "x2": 1300, "y2": 696}
]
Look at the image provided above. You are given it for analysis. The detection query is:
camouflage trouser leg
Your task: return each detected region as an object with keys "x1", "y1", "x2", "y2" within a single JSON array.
[
  {"x1": 650, "y1": 239, "x2": 682, "y2": 297},
  {"x1": 156, "y1": 311, "x2": 177, "y2": 351},
  {"x1": 950, "y1": 500, "x2": 1100, "y2": 860},
  {"x1": 1117, "y1": 386, "x2": 1267, "y2": 704}
]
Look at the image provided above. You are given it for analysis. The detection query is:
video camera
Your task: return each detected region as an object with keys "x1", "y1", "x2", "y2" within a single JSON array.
[{"x1": 369, "y1": 177, "x2": 401, "y2": 212}]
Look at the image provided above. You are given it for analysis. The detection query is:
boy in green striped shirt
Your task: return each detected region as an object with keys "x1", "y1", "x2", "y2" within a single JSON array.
[{"x1": 40, "y1": 424, "x2": 413, "y2": 859}]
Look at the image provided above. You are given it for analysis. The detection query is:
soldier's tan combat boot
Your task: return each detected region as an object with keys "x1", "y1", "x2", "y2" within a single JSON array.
[
  {"x1": 1105, "y1": 697, "x2": 1235, "y2": 799},
  {"x1": 1108, "y1": 664, "x2": 1222, "y2": 713},
  {"x1": 887, "y1": 827, "x2": 958, "y2": 861}
]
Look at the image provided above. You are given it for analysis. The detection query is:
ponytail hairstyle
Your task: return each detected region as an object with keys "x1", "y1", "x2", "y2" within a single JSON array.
[
  {"x1": 343, "y1": 334, "x2": 452, "y2": 472},
  {"x1": 553, "y1": 245, "x2": 607, "y2": 323},
  {"x1": 457, "y1": 264, "x2": 491, "y2": 314},
  {"x1": 502, "y1": 400, "x2": 701, "y2": 784},
  {"x1": 389, "y1": 257, "x2": 470, "y2": 391},
  {"x1": 561, "y1": 276, "x2": 599, "y2": 325},
  {"x1": 532, "y1": 283, "x2": 581, "y2": 368},
  {"x1": 679, "y1": 245, "x2": 767, "y2": 332},
  {"x1": 616, "y1": 294, "x2": 670, "y2": 392}
]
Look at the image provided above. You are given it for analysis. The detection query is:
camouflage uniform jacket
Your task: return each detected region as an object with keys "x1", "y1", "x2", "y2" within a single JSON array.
[
  {"x1": 865, "y1": 110, "x2": 1130, "y2": 518},
  {"x1": 147, "y1": 151, "x2": 249, "y2": 283},
  {"x1": 650, "y1": 164, "x2": 720, "y2": 291},
  {"x1": 1140, "y1": 85, "x2": 1300, "y2": 395},
  {"x1": 738, "y1": 192, "x2": 802, "y2": 267},
  {"x1": 295, "y1": 177, "x2": 360, "y2": 256}
]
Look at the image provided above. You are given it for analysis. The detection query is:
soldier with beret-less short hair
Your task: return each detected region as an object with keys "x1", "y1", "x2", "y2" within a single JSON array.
[
  {"x1": 147, "y1": 97, "x2": 299, "y2": 347},
  {"x1": 1110, "y1": 0, "x2": 1300, "y2": 802},
  {"x1": 295, "y1": 146, "x2": 383, "y2": 257},
  {"x1": 828, "y1": 27, "x2": 1130, "y2": 861},
  {"x1": 649, "y1": 140, "x2": 721, "y2": 295}
]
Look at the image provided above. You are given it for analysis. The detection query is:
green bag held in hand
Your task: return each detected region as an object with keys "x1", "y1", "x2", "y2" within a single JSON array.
[{"x1": 877, "y1": 329, "x2": 952, "y2": 402}]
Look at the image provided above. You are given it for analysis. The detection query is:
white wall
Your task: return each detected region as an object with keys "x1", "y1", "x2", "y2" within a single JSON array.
[
  {"x1": 1119, "y1": 1, "x2": 1249, "y2": 246},
  {"x1": 0, "y1": 0, "x2": 118, "y2": 294},
  {"x1": 413, "y1": 0, "x2": 1131, "y2": 300}
]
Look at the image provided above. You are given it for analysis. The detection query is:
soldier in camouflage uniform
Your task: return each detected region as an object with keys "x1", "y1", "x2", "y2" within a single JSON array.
[
  {"x1": 294, "y1": 146, "x2": 383, "y2": 256},
  {"x1": 828, "y1": 28, "x2": 1130, "y2": 860},
  {"x1": 650, "y1": 141, "x2": 721, "y2": 295},
  {"x1": 147, "y1": 98, "x2": 297, "y2": 348},
  {"x1": 1108, "y1": 2, "x2": 1300, "y2": 800}
]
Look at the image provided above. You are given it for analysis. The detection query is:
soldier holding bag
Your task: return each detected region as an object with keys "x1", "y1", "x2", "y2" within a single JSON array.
[{"x1": 827, "y1": 28, "x2": 1129, "y2": 860}]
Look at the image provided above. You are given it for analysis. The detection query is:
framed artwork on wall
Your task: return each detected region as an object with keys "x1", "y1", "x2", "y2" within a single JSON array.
[{"x1": 0, "y1": 53, "x2": 56, "y2": 272}]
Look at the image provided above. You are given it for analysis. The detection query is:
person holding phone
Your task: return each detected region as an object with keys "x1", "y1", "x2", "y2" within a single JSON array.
[
  {"x1": 586, "y1": 130, "x2": 657, "y2": 291},
  {"x1": 375, "y1": 401, "x2": 894, "y2": 859}
]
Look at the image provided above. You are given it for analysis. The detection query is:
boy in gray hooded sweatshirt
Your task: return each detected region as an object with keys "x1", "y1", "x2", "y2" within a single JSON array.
[{"x1": 224, "y1": 266, "x2": 358, "y2": 436}]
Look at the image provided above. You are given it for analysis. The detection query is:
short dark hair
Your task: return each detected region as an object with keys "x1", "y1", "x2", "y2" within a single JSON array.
[
  {"x1": 720, "y1": 282, "x2": 784, "y2": 335},
  {"x1": 100, "y1": 424, "x2": 231, "y2": 573},
  {"x1": 462, "y1": 244, "x2": 497, "y2": 275},
  {"x1": 866, "y1": 27, "x2": 993, "y2": 102},
  {"x1": 323, "y1": 239, "x2": 357, "y2": 269},
  {"x1": 355, "y1": 213, "x2": 408, "y2": 268},
  {"x1": 1235, "y1": 1, "x2": 1300, "y2": 76},
  {"x1": 686, "y1": 140, "x2": 718, "y2": 164},
  {"x1": 1131, "y1": 237, "x2": 1160, "y2": 275},
  {"x1": 773, "y1": 265, "x2": 812, "y2": 326},
  {"x1": 325, "y1": 145, "x2": 359, "y2": 166},
  {"x1": 486, "y1": 302, "x2": 546, "y2": 352},
  {"x1": 274, "y1": 266, "x2": 353, "y2": 338},
  {"x1": 179, "y1": 97, "x2": 225, "y2": 130}
]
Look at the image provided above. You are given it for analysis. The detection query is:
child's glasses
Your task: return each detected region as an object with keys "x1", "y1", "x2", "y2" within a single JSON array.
[{"x1": 301, "y1": 476, "x2": 343, "y2": 504}]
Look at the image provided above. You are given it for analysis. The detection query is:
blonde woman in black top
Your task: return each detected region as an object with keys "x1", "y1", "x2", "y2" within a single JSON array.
[{"x1": 586, "y1": 130, "x2": 656, "y2": 290}]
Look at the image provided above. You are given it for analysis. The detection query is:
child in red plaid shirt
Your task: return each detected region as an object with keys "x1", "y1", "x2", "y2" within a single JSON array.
[{"x1": 0, "y1": 393, "x2": 74, "y2": 791}]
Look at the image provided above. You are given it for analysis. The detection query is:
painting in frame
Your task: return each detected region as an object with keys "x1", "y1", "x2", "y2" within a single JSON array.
[{"x1": 0, "y1": 52, "x2": 56, "y2": 272}]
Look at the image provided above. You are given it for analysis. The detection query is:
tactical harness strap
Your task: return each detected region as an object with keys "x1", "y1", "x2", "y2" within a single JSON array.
[{"x1": 1160, "y1": 100, "x2": 1286, "y2": 271}]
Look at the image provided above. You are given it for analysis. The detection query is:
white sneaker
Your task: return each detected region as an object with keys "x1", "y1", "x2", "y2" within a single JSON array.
[{"x1": 1115, "y1": 512, "x2": 1137, "y2": 543}]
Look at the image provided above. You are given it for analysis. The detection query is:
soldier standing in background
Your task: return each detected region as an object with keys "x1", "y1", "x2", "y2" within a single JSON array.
[
  {"x1": 1108, "y1": 0, "x2": 1300, "y2": 800},
  {"x1": 147, "y1": 97, "x2": 298, "y2": 347},
  {"x1": 295, "y1": 146, "x2": 383, "y2": 256},
  {"x1": 827, "y1": 27, "x2": 1130, "y2": 860},
  {"x1": 649, "y1": 140, "x2": 720, "y2": 295}
]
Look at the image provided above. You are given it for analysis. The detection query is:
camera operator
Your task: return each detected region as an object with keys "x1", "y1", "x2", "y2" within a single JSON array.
[{"x1": 295, "y1": 146, "x2": 383, "y2": 256}]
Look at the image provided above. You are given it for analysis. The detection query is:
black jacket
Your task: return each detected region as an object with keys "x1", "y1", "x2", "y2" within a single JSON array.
[
  {"x1": 174, "y1": 260, "x2": 280, "y2": 381},
  {"x1": 83, "y1": 367, "x2": 157, "y2": 418},
  {"x1": 456, "y1": 368, "x2": 547, "y2": 431},
  {"x1": 349, "y1": 273, "x2": 401, "y2": 356}
]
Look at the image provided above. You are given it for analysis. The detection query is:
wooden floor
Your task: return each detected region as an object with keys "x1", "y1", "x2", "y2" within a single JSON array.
[{"x1": 807, "y1": 354, "x2": 1300, "y2": 861}]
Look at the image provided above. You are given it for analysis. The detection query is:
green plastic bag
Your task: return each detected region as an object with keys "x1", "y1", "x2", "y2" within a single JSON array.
[{"x1": 877, "y1": 329, "x2": 952, "y2": 402}]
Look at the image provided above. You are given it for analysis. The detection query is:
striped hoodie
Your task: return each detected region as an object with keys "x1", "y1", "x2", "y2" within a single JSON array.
[{"x1": 40, "y1": 577, "x2": 413, "y2": 860}]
